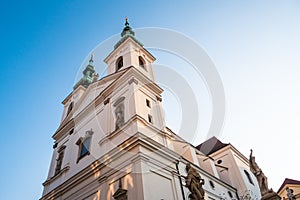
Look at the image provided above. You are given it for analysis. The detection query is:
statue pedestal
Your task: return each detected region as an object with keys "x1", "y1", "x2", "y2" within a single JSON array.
[
  {"x1": 188, "y1": 193, "x2": 205, "y2": 200},
  {"x1": 261, "y1": 190, "x2": 281, "y2": 200}
]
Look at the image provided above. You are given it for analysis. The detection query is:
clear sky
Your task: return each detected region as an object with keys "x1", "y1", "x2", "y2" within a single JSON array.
[{"x1": 1, "y1": 1, "x2": 299, "y2": 199}]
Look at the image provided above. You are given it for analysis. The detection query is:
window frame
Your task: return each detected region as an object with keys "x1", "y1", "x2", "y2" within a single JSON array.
[
  {"x1": 146, "y1": 99, "x2": 151, "y2": 108},
  {"x1": 148, "y1": 114, "x2": 153, "y2": 123},
  {"x1": 209, "y1": 180, "x2": 215, "y2": 189},
  {"x1": 116, "y1": 56, "x2": 123, "y2": 71},
  {"x1": 138, "y1": 56, "x2": 146, "y2": 70},
  {"x1": 66, "y1": 102, "x2": 73, "y2": 116},
  {"x1": 54, "y1": 145, "x2": 66, "y2": 176},
  {"x1": 244, "y1": 169, "x2": 254, "y2": 185},
  {"x1": 76, "y1": 129, "x2": 93, "y2": 163}
]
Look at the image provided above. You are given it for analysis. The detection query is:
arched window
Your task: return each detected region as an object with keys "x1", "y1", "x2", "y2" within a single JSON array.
[
  {"x1": 76, "y1": 129, "x2": 93, "y2": 163},
  {"x1": 80, "y1": 137, "x2": 91, "y2": 157},
  {"x1": 67, "y1": 102, "x2": 73, "y2": 116},
  {"x1": 116, "y1": 56, "x2": 123, "y2": 71},
  {"x1": 244, "y1": 170, "x2": 254, "y2": 185},
  {"x1": 139, "y1": 56, "x2": 145, "y2": 69}
]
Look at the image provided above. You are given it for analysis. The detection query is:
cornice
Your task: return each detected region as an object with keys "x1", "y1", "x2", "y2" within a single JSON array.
[
  {"x1": 52, "y1": 118, "x2": 75, "y2": 141},
  {"x1": 209, "y1": 143, "x2": 249, "y2": 166},
  {"x1": 62, "y1": 85, "x2": 86, "y2": 105},
  {"x1": 42, "y1": 166, "x2": 70, "y2": 186},
  {"x1": 41, "y1": 132, "x2": 181, "y2": 199},
  {"x1": 104, "y1": 36, "x2": 156, "y2": 63},
  {"x1": 98, "y1": 114, "x2": 172, "y2": 147},
  {"x1": 94, "y1": 66, "x2": 163, "y2": 108}
]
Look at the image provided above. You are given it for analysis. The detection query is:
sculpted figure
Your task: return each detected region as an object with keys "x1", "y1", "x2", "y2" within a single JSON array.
[
  {"x1": 185, "y1": 163, "x2": 205, "y2": 200},
  {"x1": 249, "y1": 149, "x2": 269, "y2": 195},
  {"x1": 115, "y1": 104, "x2": 124, "y2": 130},
  {"x1": 286, "y1": 187, "x2": 296, "y2": 200}
]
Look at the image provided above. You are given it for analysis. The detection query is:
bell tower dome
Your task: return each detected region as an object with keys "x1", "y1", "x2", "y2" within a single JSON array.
[{"x1": 104, "y1": 18, "x2": 156, "y2": 81}]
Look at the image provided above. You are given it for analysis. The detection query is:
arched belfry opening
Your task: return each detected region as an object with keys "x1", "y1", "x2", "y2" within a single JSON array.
[
  {"x1": 139, "y1": 56, "x2": 145, "y2": 69},
  {"x1": 116, "y1": 56, "x2": 123, "y2": 71}
]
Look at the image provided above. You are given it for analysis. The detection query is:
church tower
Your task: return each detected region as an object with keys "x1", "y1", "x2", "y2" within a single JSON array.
[
  {"x1": 41, "y1": 20, "x2": 240, "y2": 200},
  {"x1": 105, "y1": 18, "x2": 156, "y2": 82}
]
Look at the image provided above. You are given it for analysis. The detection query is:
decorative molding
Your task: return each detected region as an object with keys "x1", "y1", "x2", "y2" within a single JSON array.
[
  {"x1": 42, "y1": 166, "x2": 70, "y2": 186},
  {"x1": 57, "y1": 145, "x2": 66, "y2": 153},
  {"x1": 99, "y1": 114, "x2": 171, "y2": 148},
  {"x1": 41, "y1": 132, "x2": 181, "y2": 199},
  {"x1": 98, "y1": 176, "x2": 107, "y2": 184},
  {"x1": 98, "y1": 136, "x2": 109, "y2": 146},
  {"x1": 76, "y1": 137, "x2": 83, "y2": 145},
  {"x1": 113, "y1": 179, "x2": 128, "y2": 200},
  {"x1": 93, "y1": 67, "x2": 162, "y2": 109},
  {"x1": 131, "y1": 153, "x2": 150, "y2": 163},
  {"x1": 104, "y1": 98, "x2": 110, "y2": 105},
  {"x1": 69, "y1": 128, "x2": 74, "y2": 135},
  {"x1": 113, "y1": 96, "x2": 125, "y2": 107},
  {"x1": 86, "y1": 129, "x2": 94, "y2": 136},
  {"x1": 128, "y1": 77, "x2": 138, "y2": 85},
  {"x1": 156, "y1": 95, "x2": 162, "y2": 102},
  {"x1": 53, "y1": 118, "x2": 75, "y2": 141},
  {"x1": 41, "y1": 160, "x2": 105, "y2": 199}
]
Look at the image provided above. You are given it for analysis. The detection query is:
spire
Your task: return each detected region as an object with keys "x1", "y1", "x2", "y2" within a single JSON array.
[
  {"x1": 89, "y1": 53, "x2": 94, "y2": 66},
  {"x1": 114, "y1": 18, "x2": 143, "y2": 49},
  {"x1": 73, "y1": 53, "x2": 98, "y2": 90},
  {"x1": 121, "y1": 17, "x2": 135, "y2": 37},
  {"x1": 125, "y1": 17, "x2": 129, "y2": 26}
]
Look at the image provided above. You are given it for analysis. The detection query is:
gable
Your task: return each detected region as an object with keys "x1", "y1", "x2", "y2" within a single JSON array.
[{"x1": 74, "y1": 79, "x2": 114, "y2": 116}]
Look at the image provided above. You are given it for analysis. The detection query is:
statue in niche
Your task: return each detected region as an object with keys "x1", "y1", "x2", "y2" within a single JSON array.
[
  {"x1": 185, "y1": 163, "x2": 205, "y2": 200},
  {"x1": 249, "y1": 149, "x2": 270, "y2": 195},
  {"x1": 115, "y1": 104, "x2": 124, "y2": 130},
  {"x1": 286, "y1": 187, "x2": 296, "y2": 200},
  {"x1": 114, "y1": 100, "x2": 125, "y2": 130}
]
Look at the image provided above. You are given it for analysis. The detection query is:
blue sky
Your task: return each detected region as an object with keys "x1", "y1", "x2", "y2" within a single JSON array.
[{"x1": 1, "y1": 1, "x2": 300, "y2": 199}]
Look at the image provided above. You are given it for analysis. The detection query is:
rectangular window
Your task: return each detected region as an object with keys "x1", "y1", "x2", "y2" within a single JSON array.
[
  {"x1": 54, "y1": 145, "x2": 66, "y2": 176},
  {"x1": 146, "y1": 99, "x2": 151, "y2": 108},
  {"x1": 148, "y1": 114, "x2": 153, "y2": 123},
  {"x1": 69, "y1": 128, "x2": 74, "y2": 135},
  {"x1": 66, "y1": 102, "x2": 73, "y2": 116}
]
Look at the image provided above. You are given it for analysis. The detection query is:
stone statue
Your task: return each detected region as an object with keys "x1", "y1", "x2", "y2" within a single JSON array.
[
  {"x1": 286, "y1": 187, "x2": 296, "y2": 200},
  {"x1": 93, "y1": 73, "x2": 99, "y2": 82},
  {"x1": 249, "y1": 149, "x2": 269, "y2": 195},
  {"x1": 185, "y1": 163, "x2": 205, "y2": 200},
  {"x1": 115, "y1": 104, "x2": 124, "y2": 130}
]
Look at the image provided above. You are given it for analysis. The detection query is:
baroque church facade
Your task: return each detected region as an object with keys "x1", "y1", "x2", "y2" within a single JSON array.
[{"x1": 41, "y1": 20, "x2": 263, "y2": 200}]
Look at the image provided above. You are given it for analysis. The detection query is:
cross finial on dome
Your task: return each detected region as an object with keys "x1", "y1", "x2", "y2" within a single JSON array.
[
  {"x1": 90, "y1": 53, "x2": 94, "y2": 61},
  {"x1": 73, "y1": 52, "x2": 97, "y2": 90},
  {"x1": 121, "y1": 17, "x2": 135, "y2": 37},
  {"x1": 89, "y1": 52, "x2": 94, "y2": 65},
  {"x1": 125, "y1": 17, "x2": 129, "y2": 26}
]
